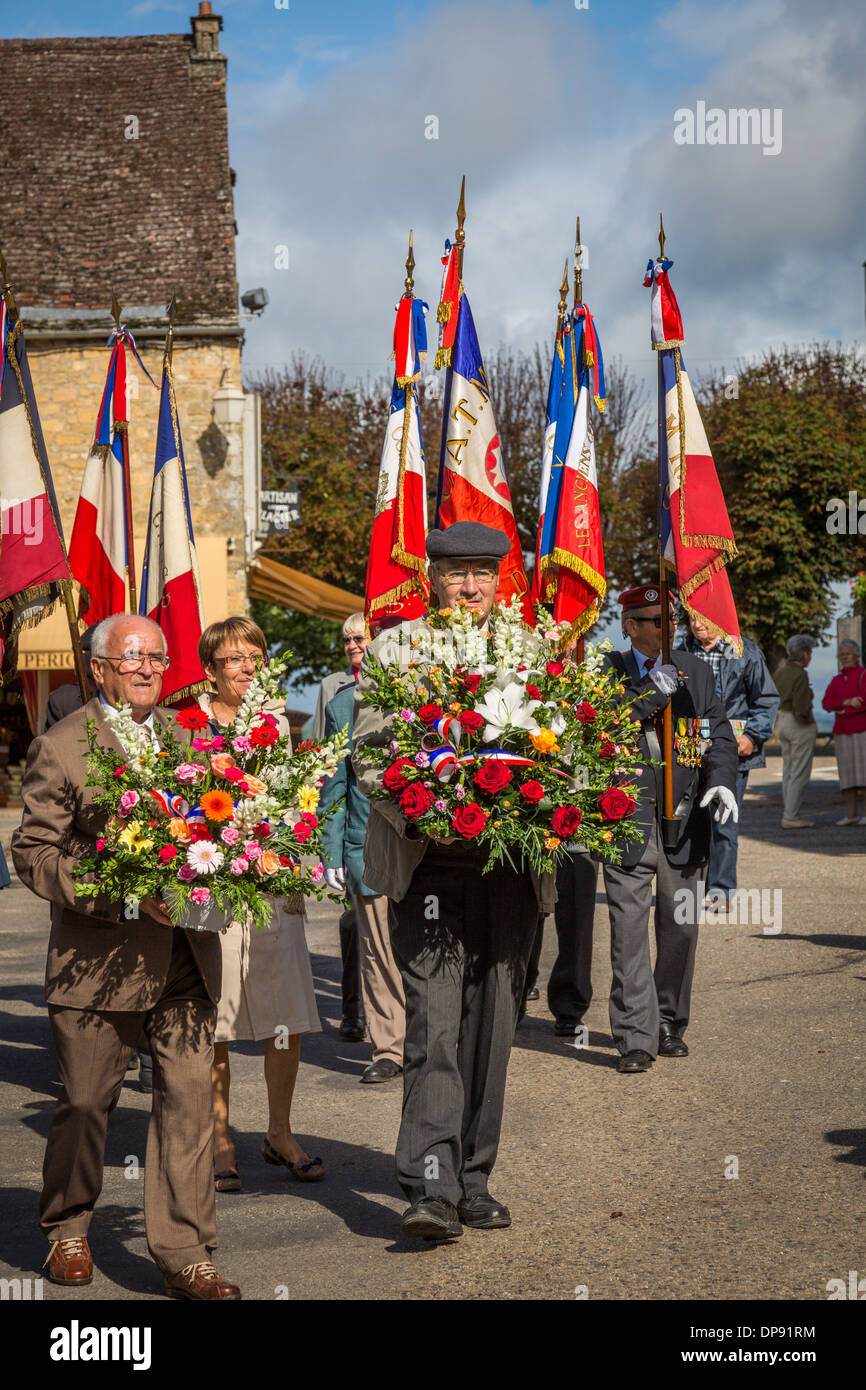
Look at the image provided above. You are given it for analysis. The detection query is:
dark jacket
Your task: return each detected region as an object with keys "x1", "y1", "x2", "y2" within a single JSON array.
[
  {"x1": 673, "y1": 632, "x2": 779, "y2": 771},
  {"x1": 603, "y1": 649, "x2": 738, "y2": 869},
  {"x1": 43, "y1": 679, "x2": 97, "y2": 730},
  {"x1": 318, "y1": 681, "x2": 374, "y2": 898}
]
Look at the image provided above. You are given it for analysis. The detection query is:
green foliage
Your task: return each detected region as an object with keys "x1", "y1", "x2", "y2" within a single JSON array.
[
  {"x1": 699, "y1": 344, "x2": 866, "y2": 665},
  {"x1": 250, "y1": 600, "x2": 346, "y2": 688}
]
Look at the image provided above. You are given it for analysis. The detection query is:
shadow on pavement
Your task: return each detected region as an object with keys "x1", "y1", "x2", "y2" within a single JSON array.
[{"x1": 825, "y1": 1128, "x2": 866, "y2": 1177}]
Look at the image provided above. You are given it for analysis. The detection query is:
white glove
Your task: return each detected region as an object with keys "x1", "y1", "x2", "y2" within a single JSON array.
[
  {"x1": 700, "y1": 785, "x2": 739, "y2": 825},
  {"x1": 648, "y1": 663, "x2": 679, "y2": 696},
  {"x1": 323, "y1": 866, "x2": 346, "y2": 891}
]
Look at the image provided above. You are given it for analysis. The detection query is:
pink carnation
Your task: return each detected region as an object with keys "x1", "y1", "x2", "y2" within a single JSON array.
[
  {"x1": 175, "y1": 763, "x2": 206, "y2": 782},
  {"x1": 230, "y1": 856, "x2": 249, "y2": 875},
  {"x1": 243, "y1": 840, "x2": 262, "y2": 861},
  {"x1": 190, "y1": 887, "x2": 211, "y2": 905},
  {"x1": 311, "y1": 862, "x2": 324, "y2": 883},
  {"x1": 95, "y1": 837, "x2": 107, "y2": 851},
  {"x1": 177, "y1": 863, "x2": 197, "y2": 881},
  {"x1": 223, "y1": 766, "x2": 247, "y2": 784},
  {"x1": 220, "y1": 826, "x2": 240, "y2": 845},
  {"x1": 118, "y1": 790, "x2": 140, "y2": 817},
  {"x1": 112, "y1": 765, "x2": 127, "y2": 779},
  {"x1": 232, "y1": 735, "x2": 253, "y2": 752}
]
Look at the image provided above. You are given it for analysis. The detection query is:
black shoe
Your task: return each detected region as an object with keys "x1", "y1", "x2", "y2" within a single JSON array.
[
  {"x1": 554, "y1": 1017, "x2": 584, "y2": 1036},
  {"x1": 526, "y1": 986, "x2": 540, "y2": 1001},
  {"x1": 457, "y1": 1193, "x2": 512, "y2": 1229},
  {"x1": 360, "y1": 1059, "x2": 403, "y2": 1084},
  {"x1": 658, "y1": 1026, "x2": 689, "y2": 1057},
  {"x1": 617, "y1": 1049, "x2": 654, "y2": 1073},
  {"x1": 339, "y1": 1017, "x2": 366, "y2": 1042},
  {"x1": 401, "y1": 1197, "x2": 462, "y2": 1241}
]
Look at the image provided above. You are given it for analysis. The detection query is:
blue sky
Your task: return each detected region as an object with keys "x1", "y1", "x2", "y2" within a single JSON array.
[{"x1": 2, "y1": 0, "x2": 862, "y2": 710}]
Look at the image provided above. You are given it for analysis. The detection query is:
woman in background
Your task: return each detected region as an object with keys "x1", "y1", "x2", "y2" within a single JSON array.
[{"x1": 822, "y1": 639, "x2": 866, "y2": 825}]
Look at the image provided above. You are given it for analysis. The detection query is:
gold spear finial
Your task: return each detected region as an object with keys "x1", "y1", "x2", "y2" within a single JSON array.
[
  {"x1": 165, "y1": 294, "x2": 177, "y2": 361},
  {"x1": 574, "y1": 215, "x2": 583, "y2": 306},
  {"x1": 658, "y1": 212, "x2": 666, "y2": 260},
  {"x1": 557, "y1": 257, "x2": 569, "y2": 328},
  {"x1": 454, "y1": 175, "x2": 467, "y2": 278},
  {"x1": 110, "y1": 290, "x2": 122, "y2": 328},
  {"x1": 403, "y1": 231, "x2": 415, "y2": 298},
  {"x1": 0, "y1": 245, "x2": 17, "y2": 322}
]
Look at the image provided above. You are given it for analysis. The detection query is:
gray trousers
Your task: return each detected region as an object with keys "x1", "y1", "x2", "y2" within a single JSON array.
[
  {"x1": 602, "y1": 819, "x2": 704, "y2": 1056},
  {"x1": 391, "y1": 844, "x2": 538, "y2": 1206},
  {"x1": 777, "y1": 711, "x2": 817, "y2": 820}
]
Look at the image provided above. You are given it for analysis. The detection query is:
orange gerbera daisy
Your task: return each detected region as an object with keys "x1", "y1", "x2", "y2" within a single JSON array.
[{"x1": 199, "y1": 790, "x2": 234, "y2": 822}]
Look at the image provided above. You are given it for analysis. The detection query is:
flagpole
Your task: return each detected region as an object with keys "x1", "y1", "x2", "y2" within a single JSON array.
[
  {"x1": 655, "y1": 213, "x2": 677, "y2": 842},
  {"x1": 0, "y1": 248, "x2": 89, "y2": 701},
  {"x1": 111, "y1": 292, "x2": 138, "y2": 615},
  {"x1": 436, "y1": 180, "x2": 466, "y2": 524},
  {"x1": 573, "y1": 216, "x2": 586, "y2": 663}
]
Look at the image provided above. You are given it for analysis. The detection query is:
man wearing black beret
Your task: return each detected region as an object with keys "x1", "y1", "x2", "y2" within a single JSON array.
[{"x1": 352, "y1": 522, "x2": 555, "y2": 1240}]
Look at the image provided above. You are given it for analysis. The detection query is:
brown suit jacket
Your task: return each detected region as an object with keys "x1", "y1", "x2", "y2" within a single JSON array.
[{"x1": 11, "y1": 696, "x2": 222, "y2": 1012}]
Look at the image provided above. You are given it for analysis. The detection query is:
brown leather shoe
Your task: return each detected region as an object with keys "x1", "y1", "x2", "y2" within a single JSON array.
[
  {"x1": 45, "y1": 1236, "x2": 93, "y2": 1285},
  {"x1": 165, "y1": 1261, "x2": 241, "y2": 1301}
]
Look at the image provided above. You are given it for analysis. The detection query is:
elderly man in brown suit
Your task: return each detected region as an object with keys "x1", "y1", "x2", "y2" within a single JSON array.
[{"x1": 12, "y1": 613, "x2": 240, "y2": 1300}]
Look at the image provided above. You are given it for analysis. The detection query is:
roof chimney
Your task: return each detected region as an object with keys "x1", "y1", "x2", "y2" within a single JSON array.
[{"x1": 190, "y1": 2, "x2": 223, "y2": 63}]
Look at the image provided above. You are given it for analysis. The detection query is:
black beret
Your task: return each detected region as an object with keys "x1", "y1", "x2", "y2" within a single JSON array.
[{"x1": 426, "y1": 522, "x2": 509, "y2": 561}]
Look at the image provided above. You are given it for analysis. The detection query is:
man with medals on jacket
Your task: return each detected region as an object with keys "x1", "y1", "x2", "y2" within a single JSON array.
[{"x1": 601, "y1": 585, "x2": 738, "y2": 1073}]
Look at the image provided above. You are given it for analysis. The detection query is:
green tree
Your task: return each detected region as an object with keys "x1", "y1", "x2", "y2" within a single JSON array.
[{"x1": 699, "y1": 344, "x2": 866, "y2": 665}]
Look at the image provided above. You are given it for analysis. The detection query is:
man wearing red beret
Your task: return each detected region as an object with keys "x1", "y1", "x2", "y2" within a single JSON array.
[{"x1": 601, "y1": 586, "x2": 737, "y2": 1072}]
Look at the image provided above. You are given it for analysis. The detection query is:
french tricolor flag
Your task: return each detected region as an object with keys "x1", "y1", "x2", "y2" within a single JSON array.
[
  {"x1": 139, "y1": 363, "x2": 207, "y2": 701},
  {"x1": 69, "y1": 340, "x2": 129, "y2": 623},
  {"x1": 0, "y1": 309, "x2": 71, "y2": 666}
]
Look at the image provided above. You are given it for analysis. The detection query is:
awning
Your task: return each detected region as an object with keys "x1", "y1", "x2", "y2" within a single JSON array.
[{"x1": 248, "y1": 555, "x2": 364, "y2": 622}]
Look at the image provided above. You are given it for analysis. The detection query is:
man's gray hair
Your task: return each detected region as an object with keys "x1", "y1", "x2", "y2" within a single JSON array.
[
  {"x1": 839, "y1": 638, "x2": 861, "y2": 658},
  {"x1": 90, "y1": 614, "x2": 166, "y2": 658},
  {"x1": 785, "y1": 633, "x2": 815, "y2": 662}
]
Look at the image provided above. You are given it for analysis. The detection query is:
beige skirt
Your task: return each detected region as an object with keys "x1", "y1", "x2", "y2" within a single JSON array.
[
  {"x1": 835, "y1": 731, "x2": 866, "y2": 791},
  {"x1": 215, "y1": 902, "x2": 321, "y2": 1043}
]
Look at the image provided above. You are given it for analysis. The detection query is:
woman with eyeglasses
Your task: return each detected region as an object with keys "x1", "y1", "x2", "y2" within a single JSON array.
[{"x1": 197, "y1": 618, "x2": 323, "y2": 1192}]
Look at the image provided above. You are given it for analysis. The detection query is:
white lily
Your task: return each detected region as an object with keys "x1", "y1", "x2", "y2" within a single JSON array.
[{"x1": 472, "y1": 681, "x2": 541, "y2": 743}]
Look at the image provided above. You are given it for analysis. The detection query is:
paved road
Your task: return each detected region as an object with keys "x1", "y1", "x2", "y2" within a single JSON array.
[{"x1": 1, "y1": 752, "x2": 864, "y2": 1302}]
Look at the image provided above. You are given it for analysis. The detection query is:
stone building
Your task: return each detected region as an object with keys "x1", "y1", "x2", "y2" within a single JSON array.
[{"x1": 0, "y1": 4, "x2": 259, "y2": 741}]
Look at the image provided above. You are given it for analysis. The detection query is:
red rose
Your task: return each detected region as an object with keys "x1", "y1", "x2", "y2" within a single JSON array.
[
  {"x1": 458, "y1": 710, "x2": 484, "y2": 733},
  {"x1": 473, "y1": 760, "x2": 513, "y2": 794},
  {"x1": 598, "y1": 736, "x2": 616, "y2": 760},
  {"x1": 575, "y1": 701, "x2": 597, "y2": 723},
  {"x1": 598, "y1": 788, "x2": 636, "y2": 821},
  {"x1": 546, "y1": 661, "x2": 565, "y2": 678},
  {"x1": 525, "y1": 684, "x2": 542, "y2": 700},
  {"x1": 399, "y1": 783, "x2": 434, "y2": 820},
  {"x1": 190, "y1": 825, "x2": 212, "y2": 842},
  {"x1": 301, "y1": 812, "x2": 319, "y2": 828},
  {"x1": 519, "y1": 780, "x2": 545, "y2": 804},
  {"x1": 452, "y1": 802, "x2": 488, "y2": 838},
  {"x1": 462, "y1": 674, "x2": 483, "y2": 694},
  {"x1": 250, "y1": 724, "x2": 280, "y2": 748},
  {"x1": 551, "y1": 804, "x2": 582, "y2": 837},
  {"x1": 418, "y1": 702, "x2": 444, "y2": 727},
  {"x1": 293, "y1": 821, "x2": 313, "y2": 843},
  {"x1": 175, "y1": 707, "x2": 210, "y2": 730},
  {"x1": 253, "y1": 822, "x2": 272, "y2": 838},
  {"x1": 382, "y1": 758, "x2": 414, "y2": 793}
]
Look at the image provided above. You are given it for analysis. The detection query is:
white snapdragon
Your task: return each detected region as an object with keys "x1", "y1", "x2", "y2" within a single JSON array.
[
  {"x1": 582, "y1": 638, "x2": 613, "y2": 674},
  {"x1": 103, "y1": 703, "x2": 161, "y2": 783}
]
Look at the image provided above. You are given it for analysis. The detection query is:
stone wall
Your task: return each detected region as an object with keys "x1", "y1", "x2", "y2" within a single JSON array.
[{"x1": 26, "y1": 336, "x2": 251, "y2": 620}]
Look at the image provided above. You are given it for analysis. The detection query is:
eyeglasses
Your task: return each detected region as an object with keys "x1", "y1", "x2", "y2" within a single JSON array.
[
  {"x1": 214, "y1": 655, "x2": 264, "y2": 672},
  {"x1": 629, "y1": 616, "x2": 664, "y2": 629},
  {"x1": 97, "y1": 652, "x2": 171, "y2": 672},
  {"x1": 342, "y1": 635, "x2": 367, "y2": 647},
  {"x1": 439, "y1": 566, "x2": 499, "y2": 586}
]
